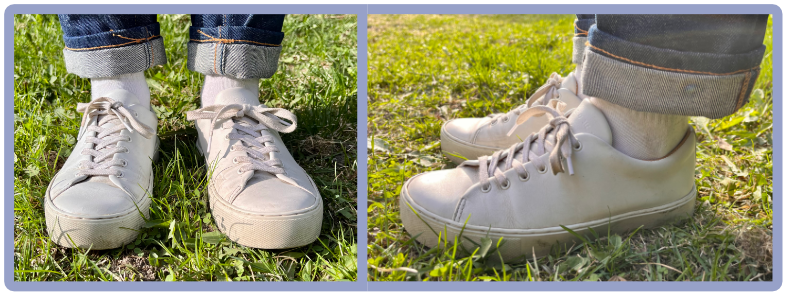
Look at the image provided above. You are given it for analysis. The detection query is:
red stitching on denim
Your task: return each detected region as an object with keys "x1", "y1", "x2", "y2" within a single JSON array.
[
  {"x1": 587, "y1": 42, "x2": 759, "y2": 76},
  {"x1": 214, "y1": 26, "x2": 221, "y2": 74},
  {"x1": 189, "y1": 30, "x2": 281, "y2": 47},
  {"x1": 64, "y1": 34, "x2": 160, "y2": 51},
  {"x1": 735, "y1": 71, "x2": 752, "y2": 111},
  {"x1": 574, "y1": 23, "x2": 588, "y2": 36}
]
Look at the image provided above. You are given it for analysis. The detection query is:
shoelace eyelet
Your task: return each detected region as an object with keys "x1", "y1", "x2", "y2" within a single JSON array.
[
  {"x1": 573, "y1": 141, "x2": 582, "y2": 151},
  {"x1": 237, "y1": 168, "x2": 243, "y2": 174},
  {"x1": 502, "y1": 117, "x2": 509, "y2": 123},
  {"x1": 500, "y1": 179, "x2": 511, "y2": 190},
  {"x1": 225, "y1": 134, "x2": 230, "y2": 140},
  {"x1": 490, "y1": 120, "x2": 497, "y2": 126},
  {"x1": 537, "y1": 166, "x2": 548, "y2": 174},
  {"x1": 518, "y1": 172, "x2": 530, "y2": 182},
  {"x1": 480, "y1": 184, "x2": 491, "y2": 193},
  {"x1": 116, "y1": 172, "x2": 124, "y2": 178},
  {"x1": 230, "y1": 146, "x2": 235, "y2": 151},
  {"x1": 126, "y1": 136, "x2": 132, "y2": 143},
  {"x1": 120, "y1": 159, "x2": 128, "y2": 167},
  {"x1": 232, "y1": 157, "x2": 239, "y2": 164}
]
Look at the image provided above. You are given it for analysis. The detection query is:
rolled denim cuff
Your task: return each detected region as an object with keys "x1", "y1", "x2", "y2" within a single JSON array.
[
  {"x1": 582, "y1": 27, "x2": 765, "y2": 119},
  {"x1": 62, "y1": 23, "x2": 167, "y2": 78},
  {"x1": 187, "y1": 26, "x2": 284, "y2": 79},
  {"x1": 572, "y1": 36, "x2": 587, "y2": 65},
  {"x1": 574, "y1": 18, "x2": 594, "y2": 36}
]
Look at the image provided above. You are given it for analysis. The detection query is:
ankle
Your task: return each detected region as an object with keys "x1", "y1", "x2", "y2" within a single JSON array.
[
  {"x1": 201, "y1": 75, "x2": 259, "y2": 107},
  {"x1": 589, "y1": 97, "x2": 688, "y2": 160},
  {"x1": 91, "y1": 72, "x2": 150, "y2": 109}
]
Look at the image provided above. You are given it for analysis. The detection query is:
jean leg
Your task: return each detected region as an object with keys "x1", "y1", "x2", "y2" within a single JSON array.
[
  {"x1": 188, "y1": 14, "x2": 286, "y2": 79},
  {"x1": 58, "y1": 14, "x2": 167, "y2": 78},
  {"x1": 581, "y1": 14, "x2": 769, "y2": 118},
  {"x1": 573, "y1": 14, "x2": 595, "y2": 65}
]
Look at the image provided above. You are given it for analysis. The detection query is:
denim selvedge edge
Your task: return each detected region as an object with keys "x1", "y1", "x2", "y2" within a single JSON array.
[
  {"x1": 581, "y1": 50, "x2": 759, "y2": 119},
  {"x1": 187, "y1": 42, "x2": 281, "y2": 79},
  {"x1": 62, "y1": 38, "x2": 167, "y2": 78},
  {"x1": 588, "y1": 26, "x2": 765, "y2": 75},
  {"x1": 572, "y1": 37, "x2": 587, "y2": 65}
]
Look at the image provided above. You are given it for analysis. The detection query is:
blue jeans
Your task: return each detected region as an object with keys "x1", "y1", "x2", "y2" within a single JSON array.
[
  {"x1": 572, "y1": 14, "x2": 768, "y2": 118},
  {"x1": 58, "y1": 14, "x2": 286, "y2": 79}
]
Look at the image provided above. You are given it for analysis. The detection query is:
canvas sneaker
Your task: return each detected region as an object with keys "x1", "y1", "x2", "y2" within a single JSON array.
[
  {"x1": 401, "y1": 99, "x2": 697, "y2": 260},
  {"x1": 186, "y1": 88, "x2": 322, "y2": 249},
  {"x1": 45, "y1": 90, "x2": 158, "y2": 250},
  {"x1": 441, "y1": 72, "x2": 583, "y2": 164}
]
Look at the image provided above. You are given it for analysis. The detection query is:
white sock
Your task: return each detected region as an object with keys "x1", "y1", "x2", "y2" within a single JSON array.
[
  {"x1": 589, "y1": 97, "x2": 689, "y2": 160},
  {"x1": 91, "y1": 72, "x2": 150, "y2": 109},
  {"x1": 200, "y1": 75, "x2": 259, "y2": 107}
]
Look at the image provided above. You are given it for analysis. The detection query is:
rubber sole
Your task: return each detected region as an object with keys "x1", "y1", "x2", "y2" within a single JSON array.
[
  {"x1": 400, "y1": 181, "x2": 697, "y2": 261},
  {"x1": 44, "y1": 137, "x2": 159, "y2": 250},
  {"x1": 440, "y1": 125, "x2": 501, "y2": 164},
  {"x1": 208, "y1": 183, "x2": 323, "y2": 249},
  {"x1": 197, "y1": 140, "x2": 323, "y2": 249}
]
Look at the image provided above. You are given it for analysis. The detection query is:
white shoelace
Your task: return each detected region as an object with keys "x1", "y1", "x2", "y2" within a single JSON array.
[
  {"x1": 75, "y1": 97, "x2": 155, "y2": 178},
  {"x1": 186, "y1": 104, "x2": 307, "y2": 190},
  {"x1": 489, "y1": 72, "x2": 565, "y2": 125},
  {"x1": 462, "y1": 100, "x2": 580, "y2": 191}
]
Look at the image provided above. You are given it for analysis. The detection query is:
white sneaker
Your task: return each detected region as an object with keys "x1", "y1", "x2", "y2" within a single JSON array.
[
  {"x1": 187, "y1": 88, "x2": 323, "y2": 249},
  {"x1": 441, "y1": 72, "x2": 582, "y2": 164},
  {"x1": 45, "y1": 90, "x2": 158, "y2": 250},
  {"x1": 401, "y1": 99, "x2": 696, "y2": 260}
]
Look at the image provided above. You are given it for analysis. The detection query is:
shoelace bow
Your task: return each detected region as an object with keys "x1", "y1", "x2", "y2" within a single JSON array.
[
  {"x1": 75, "y1": 97, "x2": 155, "y2": 178},
  {"x1": 463, "y1": 99, "x2": 580, "y2": 191},
  {"x1": 186, "y1": 104, "x2": 298, "y2": 180},
  {"x1": 489, "y1": 72, "x2": 564, "y2": 125}
]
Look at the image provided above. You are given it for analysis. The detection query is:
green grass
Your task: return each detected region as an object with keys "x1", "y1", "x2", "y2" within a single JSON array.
[
  {"x1": 367, "y1": 15, "x2": 772, "y2": 281},
  {"x1": 14, "y1": 14, "x2": 357, "y2": 281}
]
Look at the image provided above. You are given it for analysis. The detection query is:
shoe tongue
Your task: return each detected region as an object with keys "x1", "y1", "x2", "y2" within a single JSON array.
[
  {"x1": 567, "y1": 99, "x2": 612, "y2": 145},
  {"x1": 561, "y1": 72, "x2": 578, "y2": 94},
  {"x1": 215, "y1": 87, "x2": 262, "y2": 106},
  {"x1": 102, "y1": 89, "x2": 141, "y2": 107}
]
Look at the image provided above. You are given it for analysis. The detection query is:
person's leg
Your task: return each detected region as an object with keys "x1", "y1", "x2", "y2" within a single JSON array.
[
  {"x1": 47, "y1": 15, "x2": 162, "y2": 249},
  {"x1": 572, "y1": 14, "x2": 595, "y2": 88},
  {"x1": 581, "y1": 14, "x2": 769, "y2": 159},
  {"x1": 185, "y1": 15, "x2": 323, "y2": 249},
  {"x1": 58, "y1": 14, "x2": 165, "y2": 109},
  {"x1": 187, "y1": 14, "x2": 286, "y2": 106}
]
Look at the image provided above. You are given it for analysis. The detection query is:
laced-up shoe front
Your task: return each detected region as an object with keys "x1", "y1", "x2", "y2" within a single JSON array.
[
  {"x1": 187, "y1": 88, "x2": 322, "y2": 249},
  {"x1": 403, "y1": 99, "x2": 697, "y2": 260},
  {"x1": 441, "y1": 72, "x2": 583, "y2": 163},
  {"x1": 44, "y1": 90, "x2": 158, "y2": 250}
]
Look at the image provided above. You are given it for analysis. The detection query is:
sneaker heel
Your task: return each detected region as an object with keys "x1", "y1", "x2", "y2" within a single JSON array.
[{"x1": 152, "y1": 136, "x2": 161, "y2": 162}]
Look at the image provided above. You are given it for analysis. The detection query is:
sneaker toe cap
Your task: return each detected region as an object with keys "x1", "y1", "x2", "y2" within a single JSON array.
[
  {"x1": 231, "y1": 176, "x2": 319, "y2": 215},
  {"x1": 404, "y1": 167, "x2": 477, "y2": 219},
  {"x1": 51, "y1": 183, "x2": 141, "y2": 218},
  {"x1": 442, "y1": 118, "x2": 484, "y2": 143}
]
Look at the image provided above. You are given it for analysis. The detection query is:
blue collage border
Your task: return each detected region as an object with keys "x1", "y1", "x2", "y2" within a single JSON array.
[{"x1": 3, "y1": 4, "x2": 783, "y2": 292}]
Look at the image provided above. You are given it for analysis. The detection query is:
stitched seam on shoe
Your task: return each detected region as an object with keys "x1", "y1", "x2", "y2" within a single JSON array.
[
  {"x1": 587, "y1": 42, "x2": 759, "y2": 76},
  {"x1": 435, "y1": 186, "x2": 696, "y2": 235},
  {"x1": 453, "y1": 198, "x2": 467, "y2": 222},
  {"x1": 444, "y1": 128, "x2": 502, "y2": 151}
]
